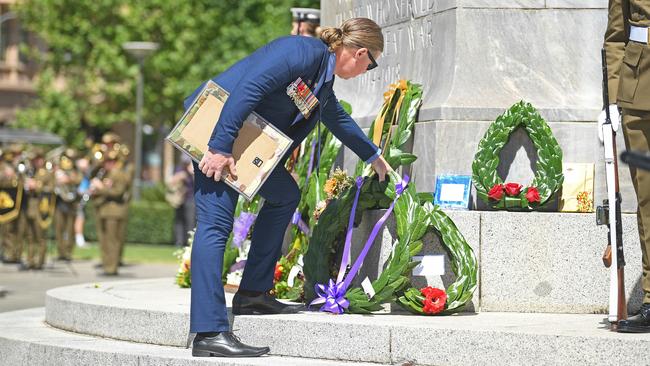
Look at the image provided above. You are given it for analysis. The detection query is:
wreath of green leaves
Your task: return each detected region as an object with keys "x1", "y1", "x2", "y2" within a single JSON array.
[
  {"x1": 303, "y1": 171, "x2": 478, "y2": 314},
  {"x1": 303, "y1": 81, "x2": 478, "y2": 314},
  {"x1": 395, "y1": 204, "x2": 478, "y2": 314},
  {"x1": 472, "y1": 101, "x2": 563, "y2": 210}
]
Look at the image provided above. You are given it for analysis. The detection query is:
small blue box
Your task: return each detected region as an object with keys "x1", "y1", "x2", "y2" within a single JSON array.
[{"x1": 433, "y1": 175, "x2": 472, "y2": 210}]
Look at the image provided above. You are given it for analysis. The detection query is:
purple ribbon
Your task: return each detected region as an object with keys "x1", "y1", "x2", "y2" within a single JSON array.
[
  {"x1": 309, "y1": 279, "x2": 350, "y2": 314},
  {"x1": 310, "y1": 175, "x2": 410, "y2": 314},
  {"x1": 232, "y1": 212, "x2": 257, "y2": 248},
  {"x1": 291, "y1": 211, "x2": 311, "y2": 235},
  {"x1": 306, "y1": 138, "x2": 317, "y2": 178},
  {"x1": 229, "y1": 259, "x2": 246, "y2": 272},
  {"x1": 337, "y1": 177, "x2": 364, "y2": 284}
]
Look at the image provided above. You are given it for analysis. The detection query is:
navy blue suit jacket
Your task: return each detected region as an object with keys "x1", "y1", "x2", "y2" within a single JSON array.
[{"x1": 183, "y1": 36, "x2": 378, "y2": 163}]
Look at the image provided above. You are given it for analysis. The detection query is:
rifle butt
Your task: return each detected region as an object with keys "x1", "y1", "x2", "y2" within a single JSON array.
[{"x1": 602, "y1": 244, "x2": 612, "y2": 268}]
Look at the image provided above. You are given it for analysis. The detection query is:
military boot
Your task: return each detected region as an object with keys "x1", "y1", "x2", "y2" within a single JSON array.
[{"x1": 618, "y1": 303, "x2": 650, "y2": 333}]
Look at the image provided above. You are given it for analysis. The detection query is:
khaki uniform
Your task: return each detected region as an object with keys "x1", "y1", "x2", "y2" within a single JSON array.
[
  {"x1": 54, "y1": 160, "x2": 82, "y2": 260},
  {"x1": 605, "y1": 0, "x2": 650, "y2": 304},
  {"x1": 0, "y1": 159, "x2": 21, "y2": 262},
  {"x1": 23, "y1": 166, "x2": 55, "y2": 269},
  {"x1": 117, "y1": 159, "x2": 133, "y2": 264},
  {"x1": 92, "y1": 162, "x2": 129, "y2": 275}
]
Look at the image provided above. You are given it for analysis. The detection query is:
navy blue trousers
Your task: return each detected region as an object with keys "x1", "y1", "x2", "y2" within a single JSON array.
[{"x1": 190, "y1": 162, "x2": 300, "y2": 333}]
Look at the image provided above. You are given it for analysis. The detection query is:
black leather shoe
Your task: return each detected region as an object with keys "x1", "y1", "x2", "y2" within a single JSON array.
[
  {"x1": 618, "y1": 304, "x2": 650, "y2": 333},
  {"x1": 192, "y1": 332, "x2": 269, "y2": 357},
  {"x1": 232, "y1": 291, "x2": 304, "y2": 315}
]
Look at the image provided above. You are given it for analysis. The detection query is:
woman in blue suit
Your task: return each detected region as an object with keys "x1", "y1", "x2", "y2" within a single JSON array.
[{"x1": 189, "y1": 17, "x2": 391, "y2": 358}]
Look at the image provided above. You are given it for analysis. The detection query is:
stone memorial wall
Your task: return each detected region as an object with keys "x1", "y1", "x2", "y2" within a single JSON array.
[{"x1": 322, "y1": 0, "x2": 638, "y2": 212}]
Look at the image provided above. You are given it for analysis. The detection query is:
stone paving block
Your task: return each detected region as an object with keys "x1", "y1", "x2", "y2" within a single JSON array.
[
  {"x1": 45, "y1": 279, "x2": 192, "y2": 347},
  {"x1": 2, "y1": 308, "x2": 377, "y2": 366},
  {"x1": 234, "y1": 313, "x2": 392, "y2": 364}
]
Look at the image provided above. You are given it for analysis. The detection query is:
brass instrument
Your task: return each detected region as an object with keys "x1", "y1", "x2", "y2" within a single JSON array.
[{"x1": 54, "y1": 172, "x2": 79, "y2": 203}]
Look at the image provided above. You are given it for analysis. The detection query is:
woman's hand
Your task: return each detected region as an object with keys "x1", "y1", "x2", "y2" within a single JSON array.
[
  {"x1": 370, "y1": 155, "x2": 392, "y2": 182},
  {"x1": 198, "y1": 149, "x2": 238, "y2": 182}
]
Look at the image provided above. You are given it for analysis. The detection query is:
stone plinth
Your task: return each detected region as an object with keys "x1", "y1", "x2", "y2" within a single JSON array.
[{"x1": 348, "y1": 209, "x2": 644, "y2": 314}]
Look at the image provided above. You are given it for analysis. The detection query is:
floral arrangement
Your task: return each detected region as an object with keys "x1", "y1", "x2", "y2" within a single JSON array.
[
  {"x1": 472, "y1": 101, "x2": 563, "y2": 210},
  {"x1": 304, "y1": 80, "x2": 477, "y2": 315},
  {"x1": 487, "y1": 182, "x2": 541, "y2": 205},
  {"x1": 175, "y1": 196, "x2": 261, "y2": 289},
  {"x1": 174, "y1": 230, "x2": 194, "y2": 288},
  {"x1": 313, "y1": 168, "x2": 354, "y2": 220},
  {"x1": 417, "y1": 287, "x2": 448, "y2": 315},
  {"x1": 272, "y1": 254, "x2": 305, "y2": 300},
  {"x1": 576, "y1": 191, "x2": 593, "y2": 213}
]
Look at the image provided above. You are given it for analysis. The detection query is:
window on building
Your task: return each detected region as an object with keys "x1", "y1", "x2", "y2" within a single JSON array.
[
  {"x1": 19, "y1": 27, "x2": 28, "y2": 64},
  {"x1": 0, "y1": 17, "x2": 8, "y2": 62}
]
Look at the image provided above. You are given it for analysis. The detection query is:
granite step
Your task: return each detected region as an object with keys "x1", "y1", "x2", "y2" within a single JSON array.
[
  {"x1": 0, "y1": 308, "x2": 387, "y2": 366},
  {"x1": 42, "y1": 279, "x2": 650, "y2": 366}
]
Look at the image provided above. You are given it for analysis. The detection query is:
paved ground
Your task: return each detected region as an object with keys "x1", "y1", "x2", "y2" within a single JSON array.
[{"x1": 0, "y1": 259, "x2": 177, "y2": 313}]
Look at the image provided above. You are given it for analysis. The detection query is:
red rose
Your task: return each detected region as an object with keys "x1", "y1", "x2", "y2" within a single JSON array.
[
  {"x1": 274, "y1": 263, "x2": 284, "y2": 281},
  {"x1": 526, "y1": 187, "x2": 541, "y2": 203},
  {"x1": 504, "y1": 183, "x2": 522, "y2": 196},
  {"x1": 487, "y1": 184, "x2": 504, "y2": 201},
  {"x1": 420, "y1": 286, "x2": 447, "y2": 315}
]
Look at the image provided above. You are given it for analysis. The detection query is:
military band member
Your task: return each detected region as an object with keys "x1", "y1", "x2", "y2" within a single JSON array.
[
  {"x1": 0, "y1": 146, "x2": 22, "y2": 263},
  {"x1": 90, "y1": 149, "x2": 129, "y2": 275},
  {"x1": 602, "y1": 0, "x2": 650, "y2": 333},
  {"x1": 54, "y1": 148, "x2": 82, "y2": 261},
  {"x1": 21, "y1": 148, "x2": 55, "y2": 270},
  {"x1": 98, "y1": 132, "x2": 133, "y2": 266},
  {"x1": 116, "y1": 143, "x2": 133, "y2": 266}
]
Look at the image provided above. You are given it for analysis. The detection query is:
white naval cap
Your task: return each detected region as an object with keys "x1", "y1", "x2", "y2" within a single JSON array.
[{"x1": 290, "y1": 7, "x2": 320, "y2": 23}]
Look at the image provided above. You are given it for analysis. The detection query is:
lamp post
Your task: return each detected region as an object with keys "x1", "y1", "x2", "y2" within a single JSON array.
[{"x1": 122, "y1": 41, "x2": 158, "y2": 201}]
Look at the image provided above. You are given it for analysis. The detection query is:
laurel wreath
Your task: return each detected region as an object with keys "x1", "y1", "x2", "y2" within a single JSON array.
[
  {"x1": 303, "y1": 171, "x2": 478, "y2": 314},
  {"x1": 303, "y1": 81, "x2": 478, "y2": 314},
  {"x1": 395, "y1": 203, "x2": 478, "y2": 314},
  {"x1": 472, "y1": 101, "x2": 563, "y2": 210}
]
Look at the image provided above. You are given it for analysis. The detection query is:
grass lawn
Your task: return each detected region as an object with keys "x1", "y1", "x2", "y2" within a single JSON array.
[{"x1": 72, "y1": 242, "x2": 181, "y2": 264}]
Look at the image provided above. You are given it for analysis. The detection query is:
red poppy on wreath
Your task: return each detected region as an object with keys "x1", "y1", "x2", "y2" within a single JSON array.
[
  {"x1": 274, "y1": 263, "x2": 284, "y2": 281},
  {"x1": 487, "y1": 184, "x2": 505, "y2": 201},
  {"x1": 504, "y1": 182, "x2": 522, "y2": 196},
  {"x1": 526, "y1": 187, "x2": 541, "y2": 203},
  {"x1": 420, "y1": 286, "x2": 447, "y2": 314}
]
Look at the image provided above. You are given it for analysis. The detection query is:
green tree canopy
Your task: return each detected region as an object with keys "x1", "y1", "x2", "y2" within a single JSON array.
[{"x1": 15, "y1": 0, "x2": 318, "y2": 147}]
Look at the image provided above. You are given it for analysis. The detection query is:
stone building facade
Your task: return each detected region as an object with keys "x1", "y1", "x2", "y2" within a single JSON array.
[{"x1": 0, "y1": 0, "x2": 41, "y2": 125}]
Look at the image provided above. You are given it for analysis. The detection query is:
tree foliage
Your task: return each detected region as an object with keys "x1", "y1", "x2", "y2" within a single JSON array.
[{"x1": 15, "y1": 0, "x2": 318, "y2": 147}]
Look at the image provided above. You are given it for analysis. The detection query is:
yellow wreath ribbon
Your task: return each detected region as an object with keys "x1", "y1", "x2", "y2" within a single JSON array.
[{"x1": 372, "y1": 80, "x2": 408, "y2": 149}]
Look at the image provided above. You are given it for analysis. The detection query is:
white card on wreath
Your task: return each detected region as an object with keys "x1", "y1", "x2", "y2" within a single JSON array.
[
  {"x1": 412, "y1": 255, "x2": 445, "y2": 276},
  {"x1": 361, "y1": 277, "x2": 376, "y2": 299}
]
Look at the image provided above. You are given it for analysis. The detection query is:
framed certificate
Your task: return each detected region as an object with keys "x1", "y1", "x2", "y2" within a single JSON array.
[{"x1": 166, "y1": 81, "x2": 293, "y2": 200}]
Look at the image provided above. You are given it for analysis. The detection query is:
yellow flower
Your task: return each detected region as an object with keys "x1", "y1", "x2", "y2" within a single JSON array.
[{"x1": 324, "y1": 178, "x2": 337, "y2": 196}]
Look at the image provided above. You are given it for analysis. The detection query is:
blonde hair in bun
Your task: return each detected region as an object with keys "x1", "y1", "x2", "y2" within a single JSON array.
[{"x1": 320, "y1": 17, "x2": 383, "y2": 55}]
